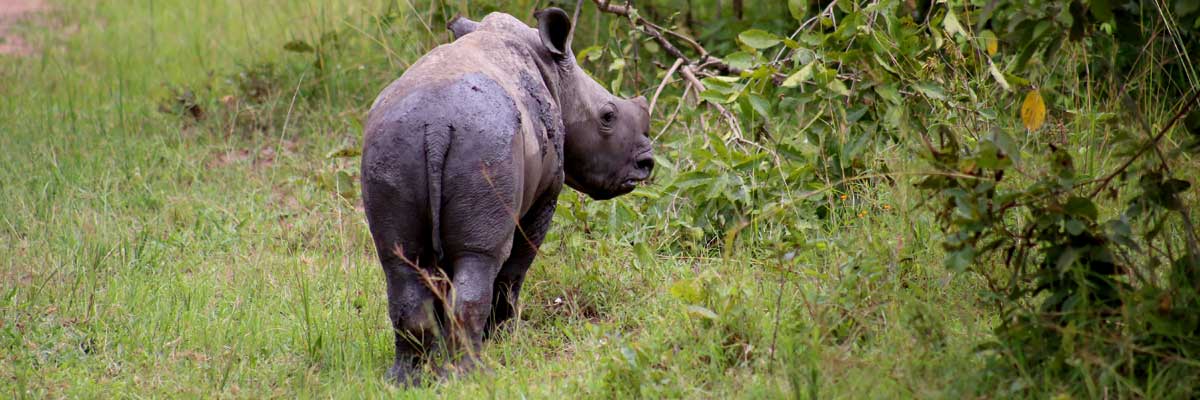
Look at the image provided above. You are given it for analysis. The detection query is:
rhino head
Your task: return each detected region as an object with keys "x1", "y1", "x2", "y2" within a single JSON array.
[{"x1": 451, "y1": 8, "x2": 655, "y2": 200}]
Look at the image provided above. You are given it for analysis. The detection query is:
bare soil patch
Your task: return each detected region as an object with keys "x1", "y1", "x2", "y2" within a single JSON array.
[{"x1": 0, "y1": 0, "x2": 45, "y2": 56}]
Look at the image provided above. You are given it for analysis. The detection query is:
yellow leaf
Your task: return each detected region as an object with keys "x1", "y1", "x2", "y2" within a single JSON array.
[
  {"x1": 980, "y1": 30, "x2": 998, "y2": 56},
  {"x1": 1021, "y1": 90, "x2": 1046, "y2": 131}
]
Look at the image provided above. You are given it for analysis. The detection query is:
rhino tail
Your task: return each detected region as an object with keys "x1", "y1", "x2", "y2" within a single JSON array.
[{"x1": 425, "y1": 124, "x2": 452, "y2": 264}]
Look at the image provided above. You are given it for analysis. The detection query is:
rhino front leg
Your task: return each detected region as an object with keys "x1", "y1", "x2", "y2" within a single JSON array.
[{"x1": 487, "y1": 190, "x2": 559, "y2": 336}]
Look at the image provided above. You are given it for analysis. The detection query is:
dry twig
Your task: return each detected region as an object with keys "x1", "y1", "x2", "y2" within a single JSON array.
[
  {"x1": 679, "y1": 64, "x2": 744, "y2": 141},
  {"x1": 649, "y1": 58, "x2": 684, "y2": 114}
]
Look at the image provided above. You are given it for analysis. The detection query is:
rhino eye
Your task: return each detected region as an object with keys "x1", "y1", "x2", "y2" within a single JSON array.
[{"x1": 602, "y1": 111, "x2": 615, "y2": 124}]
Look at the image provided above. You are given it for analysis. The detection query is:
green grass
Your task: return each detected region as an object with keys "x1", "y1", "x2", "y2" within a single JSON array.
[{"x1": 1, "y1": 1, "x2": 994, "y2": 398}]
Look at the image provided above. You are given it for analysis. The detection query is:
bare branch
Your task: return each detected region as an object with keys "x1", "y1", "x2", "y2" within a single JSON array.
[
  {"x1": 650, "y1": 58, "x2": 684, "y2": 114},
  {"x1": 1089, "y1": 89, "x2": 1200, "y2": 198},
  {"x1": 588, "y1": 0, "x2": 785, "y2": 89},
  {"x1": 593, "y1": 0, "x2": 632, "y2": 15}
]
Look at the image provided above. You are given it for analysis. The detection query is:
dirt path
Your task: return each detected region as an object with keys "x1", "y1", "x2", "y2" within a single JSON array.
[{"x1": 0, "y1": 0, "x2": 45, "y2": 56}]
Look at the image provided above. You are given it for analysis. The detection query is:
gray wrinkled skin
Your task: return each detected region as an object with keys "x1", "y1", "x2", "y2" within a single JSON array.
[{"x1": 360, "y1": 8, "x2": 653, "y2": 385}]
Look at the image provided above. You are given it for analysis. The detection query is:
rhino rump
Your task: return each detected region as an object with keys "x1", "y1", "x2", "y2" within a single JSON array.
[{"x1": 362, "y1": 72, "x2": 526, "y2": 264}]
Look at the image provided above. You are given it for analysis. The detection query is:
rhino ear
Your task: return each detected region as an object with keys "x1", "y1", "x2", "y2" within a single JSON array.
[
  {"x1": 447, "y1": 15, "x2": 479, "y2": 40},
  {"x1": 534, "y1": 7, "x2": 572, "y2": 58},
  {"x1": 632, "y1": 96, "x2": 649, "y2": 111}
]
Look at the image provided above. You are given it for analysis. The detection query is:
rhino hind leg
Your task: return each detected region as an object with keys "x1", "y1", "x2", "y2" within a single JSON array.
[
  {"x1": 439, "y1": 189, "x2": 518, "y2": 373},
  {"x1": 371, "y1": 231, "x2": 446, "y2": 385},
  {"x1": 362, "y1": 169, "x2": 444, "y2": 385},
  {"x1": 380, "y1": 250, "x2": 445, "y2": 386},
  {"x1": 486, "y1": 188, "x2": 559, "y2": 337},
  {"x1": 443, "y1": 251, "x2": 502, "y2": 374}
]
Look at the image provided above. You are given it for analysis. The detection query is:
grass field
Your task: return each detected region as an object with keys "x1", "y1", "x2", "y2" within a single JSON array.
[{"x1": 0, "y1": 1, "x2": 1003, "y2": 398}]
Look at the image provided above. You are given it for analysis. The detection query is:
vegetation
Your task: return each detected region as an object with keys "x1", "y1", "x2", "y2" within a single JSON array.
[{"x1": 2, "y1": 0, "x2": 1198, "y2": 398}]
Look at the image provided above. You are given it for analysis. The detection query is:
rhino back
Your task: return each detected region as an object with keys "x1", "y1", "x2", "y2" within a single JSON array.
[
  {"x1": 363, "y1": 72, "x2": 521, "y2": 188},
  {"x1": 365, "y1": 16, "x2": 563, "y2": 210},
  {"x1": 369, "y1": 15, "x2": 544, "y2": 115}
]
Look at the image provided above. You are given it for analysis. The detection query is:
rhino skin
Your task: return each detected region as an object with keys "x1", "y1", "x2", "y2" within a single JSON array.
[{"x1": 360, "y1": 8, "x2": 653, "y2": 384}]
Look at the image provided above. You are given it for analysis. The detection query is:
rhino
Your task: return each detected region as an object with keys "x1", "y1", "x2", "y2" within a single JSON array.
[{"x1": 360, "y1": 8, "x2": 654, "y2": 384}]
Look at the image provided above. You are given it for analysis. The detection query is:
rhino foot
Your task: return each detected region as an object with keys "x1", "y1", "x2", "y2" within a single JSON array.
[
  {"x1": 433, "y1": 356, "x2": 492, "y2": 380},
  {"x1": 385, "y1": 362, "x2": 426, "y2": 387}
]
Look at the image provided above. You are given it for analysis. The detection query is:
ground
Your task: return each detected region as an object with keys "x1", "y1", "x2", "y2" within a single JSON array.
[
  {"x1": 0, "y1": 0, "x2": 44, "y2": 56},
  {"x1": 0, "y1": 1, "x2": 993, "y2": 398}
]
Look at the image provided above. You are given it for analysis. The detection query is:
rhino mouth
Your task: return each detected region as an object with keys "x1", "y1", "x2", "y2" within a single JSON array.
[
  {"x1": 613, "y1": 173, "x2": 649, "y2": 195},
  {"x1": 565, "y1": 159, "x2": 651, "y2": 200},
  {"x1": 619, "y1": 174, "x2": 649, "y2": 191},
  {"x1": 616, "y1": 152, "x2": 654, "y2": 192},
  {"x1": 620, "y1": 179, "x2": 640, "y2": 190}
]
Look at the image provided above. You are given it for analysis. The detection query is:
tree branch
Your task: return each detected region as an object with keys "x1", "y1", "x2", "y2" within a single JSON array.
[
  {"x1": 1089, "y1": 89, "x2": 1200, "y2": 198},
  {"x1": 588, "y1": 0, "x2": 784, "y2": 84},
  {"x1": 649, "y1": 58, "x2": 684, "y2": 114}
]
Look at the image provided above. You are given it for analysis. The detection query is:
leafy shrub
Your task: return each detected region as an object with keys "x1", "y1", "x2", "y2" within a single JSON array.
[{"x1": 590, "y1": 0, "x2": 1200, "y2": 395}]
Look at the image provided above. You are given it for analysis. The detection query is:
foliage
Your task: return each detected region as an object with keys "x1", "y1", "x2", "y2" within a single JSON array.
[
  {"x1": 2, "y1": 0, "x2": 1199, "y2": 398},
  {"x1": 585, "y1": 0, "x2": 1200, "y2": 396}
]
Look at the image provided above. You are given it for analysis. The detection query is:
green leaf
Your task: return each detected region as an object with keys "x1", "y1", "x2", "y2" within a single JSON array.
[
  {"x1": 576, "y1": 45, "x2": 603, "y2": 64},
  {"x1": 1163, "y1": 178, "x2": 1191, "y2": 194},
  {"x1": 685, "y1": 305, "x2": 719, "y2": 320},
  {"x1": 1065, "y1": 196, "x2": 1098, "y2": 220},
  {"x1": 669, "y1": 278, "x2": 704, "y2": 304},
  {"x1": 634, "y1": 242, "x2": 655, "y2": 267},
  {"x1": 875, "y1": 83, "x2": 901, "y2": 104},
  {"x1": 1004, "y1": 72, "x2": 1031, "y2": 87},
  {"x1": 1033, "y1": 20, "x2": 1054, "y2": 41},
  {"x1": 943, "y1": 8, "x2": 965, "y2": 38},
  {"x1": 1064, "y1": 219, "x2": 1086, "y2": 236},
  {"x1": 788, "y1": 0, "x2": 806, "y2": 21},
  {"x1": 725, "y1": 51, "x2": 756, "y2": 70},
  {"x1": 915, "y1": 82, "x2": 946, "y2": 100},
  {"x1": 334, "y1": 170, "x2": 357, "y2": 200},
  {"x1": 701, "y1": 77, "x2": 741, "y2": 99},
  {"x1": 872, "y1": 53, "x2": 898, "y2": 74},
  {"x1": 748, "y1": 94, "x2": 771, "y2": 118},
  {"x1": 699, "y1": 89, "x2": 729, "y2": 104},
  {"x1": 826, "y1": 79, "x2": 850, "y2": 96},
  {"x1": 883, "y1": 104, "x2": 904, "y2": 128},
  {"x1": 738, "y1": 29, "x2": 782, "y2": 49},
  {"x1": 781, "y1": 62, "x2": 815, "y2": 88},
  {"x1": 975, "y1": 140, "x2": 1011, "y2": 169},
  {"x1": 1178, "y1": 0, "x2": 1200, "y2": 16},
  {"x1": 326, "y1": 146, "x2": 361, "y2": 159},
  {"x1": 1090, "y1": 0, "x2": 1114, "y2": 21},
  {"x1": 642, "y1": 40, "x2": 660, "y2": 54},
  {"x1": 945, "y1": 248, "x2": 975, "y2": 272},
  {"x1": 283, "y1": 40, "x2": 314, "y2": 53},
  {"x1": 1105, "y1": 219, "x2": 1136, "y2": 248},
  {"x1": 992, "y1": 129, "x2": 1020, "y2": 163},
  {"x1": 608, "y1": 57, "x2": 626, "y2": 71}
]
